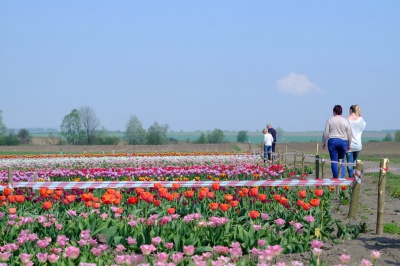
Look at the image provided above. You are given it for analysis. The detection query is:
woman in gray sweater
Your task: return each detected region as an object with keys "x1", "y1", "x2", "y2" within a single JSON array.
[{"x1": 322, "y1": 105, "x2": 352, "y2": 178}]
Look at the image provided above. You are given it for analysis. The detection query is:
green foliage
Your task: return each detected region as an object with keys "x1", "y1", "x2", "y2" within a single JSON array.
[
  {"x1": 146, "y1": 121, "x2": 169, "y2": 145},
  {"x1": 0, "y1": 134, "x2": 19, "y2": 146},
  {"x1": 0, "y1": 110, "x2": 7, "y2": 139},
  {"x1": 382, "y1": 132, "x2": 393, "y2": 142},
  {"x1": 367, "y1": 172, "x2": 400, "y2": 198},
  {"x1": 207, "y1": 128, "x2": 224, "y2": 143},
  {"x1": 384, "y1": 222, "x2": 400, "y2": 234},
  {"x1": 195, "y1": 132, "x2": 206, "y2": 144},
  {"x1": 124, "y1": 115, "x2": 147, "y2": 145},
  {"x1": 17, "y1": 128, "x2": 32, "y2": 144},
  {"x1": 276, "y1": 127, "x2": 284, "y2": 141},
  {"x1": 395, "y1": 130, "x2": 400, "y2": 142},
  {"x1": 60, "y1": 109, "x2": 85, "y2": 144},
  {"x1": 236, "y1": 130, "x2": 249, "y2": 143}
]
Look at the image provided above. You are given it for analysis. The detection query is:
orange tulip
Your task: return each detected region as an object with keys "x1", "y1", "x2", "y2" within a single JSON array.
[
  {"x1": 171, "y1": 183, "x2": 180, "y2": 190},
  {"x1": 315, "y1": 189, "x2": 324, "y2": 197},
  {"x1": 341, "y1": 185, "x2": 347, "y2": 190},
  {"x1": 7, "y1": 195, "x2": 15, "y2": 203},
  {"x1": 166, "y1": 193, "x2": 175, "y2": 201},
  {"x1": 93, "y1": 202, "x2": 100, "y2": 209},
  {"x1": 81, "y1": 193, "x2": 93, "y2": 202},
  {"x1": 209, "y1": 202, "x2": 219, "y2": 211},
  {"x1": 135, "y1": 188, "x2": 145, "y2": 195},
  {"x1": 219, "y1": 203, "x2": 230, "y2": 212},
  {"x1": 238, "y1": 191, "x2": 247, "y2": 198},
  {"x1": 298, "y1": 190, "x2": 307, "y2": 199},
  {"x1": 224, "y1": 194, "x2": 233, "y2": 202},
  {"x1": 249, "y1": 210, "x2": 260, "y2": 219},
  {"x1": 8, "y1": 207, "x2": 17, "y2": 214},
  {"x1": 3, "y1": 187, "x2": 12, "y2": 197},
  {"x1": 158, "y1": 188, "x2": 168, "y2": 198},
  {"x1": 273, "y1": 194, "x2": 281, "y2": 201},
  {"x1": 297, "y1": 199, "x2": 304, "y2": 206},
  {"x1": 116, "y1": 207, "x2": 123, "y2": 214},
  {"x1": 248, "y1": 187, "x2": 259, "y2": 197},
  {"x1": 167, "y1": 208, "x2": 176, "y2": 215},
  {"x1": 84, "y1": 201, "x2": 93, "y2": 207},
  {"x1": 0, "y1": 195, "x2": 6, "y2": 202},
  {"x1": 55, "y1": 189, "x2": 63, "y2": 196},
  {"x1": 65, "y1": 195, "x2": 76, "y2": 203},
  {"x1": 153, "y1": 200, "x2": 161, "y2": 206},
  {"x1": 15, "y1": 195, "x2": 25, "y2": 204},
  {"x1": 230, "y1": 200, "x2": 239, "y2": 207},
  {"x1": 154, "y1": 182, "x2": 163, "y2": 190},
  {"x1": 140, "y1": 192, "x2": 154, "y2": 203},
  {"x1": 127, "y1": 197, "x2": 138, "y2": 204},
  {"x1": 241, "y1": 188, "x2": 249, "y2": 195},
  {"x1": 113, "y1": 198, "x2": 121, "y2": 205},
  {"x1": 258, "y1": 194, "x2": 268, "y2": 203},
  {"x1": 279, "y1": 197, "x2": 289, "y2": 205},
  {"x1": 302, "y1": 203, "x2": 311, "y2": 210},
  {"x1": 92, "y1": 197, "x2": 99, "y2": 202},
  {"x1": 207, "y1": 192, "x2": 215, "y2": 199},
  {"x1": 42, "y1": 201, "x2": 52, "y2": 210},
  {"x1": 212, "y1": 182, "x2": 220, "y2": 191},
  {"x1": 46, "y1": 189, "x2": 54, "y2": 195},
  {"x1": 284, "y1": 185, "x2": 290, "y2": 191},
  {"x1": 330, "y1": 186, "x2": 335, "y2": 191},
  {"x1": 101, "y1": 194, "x2": 114, "y2": 205},
  {"x1": 310, "y1": 198, "x2": 321, "y2": 207},
  {"x1": 184, "y1": 190, "x2": 194, "y2": 198}
]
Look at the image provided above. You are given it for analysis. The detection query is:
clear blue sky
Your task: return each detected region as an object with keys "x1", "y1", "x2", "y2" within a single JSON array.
[{"x1": 1, "y1": 1, "x2": 399, "y2": 132}]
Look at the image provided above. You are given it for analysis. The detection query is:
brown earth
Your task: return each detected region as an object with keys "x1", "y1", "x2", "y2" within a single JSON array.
[{"x1": 1, "y1": 142, "x2": 400, "y2": 265}]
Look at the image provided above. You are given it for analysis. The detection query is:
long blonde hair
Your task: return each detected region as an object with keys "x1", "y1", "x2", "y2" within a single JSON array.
[{"x1": 350, "y1": 105, "x2": 362, "y2": 117}]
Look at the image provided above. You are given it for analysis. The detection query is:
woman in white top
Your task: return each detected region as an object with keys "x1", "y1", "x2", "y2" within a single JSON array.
[
  {"x1": 263, "y1": 129, "x2": 274, "y2": 162},
  {"x1": 346, "y1": 105, "x2": 367, "y2": 177}
]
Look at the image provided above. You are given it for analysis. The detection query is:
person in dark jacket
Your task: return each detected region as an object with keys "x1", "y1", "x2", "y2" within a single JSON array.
[{"x1": 267, "y1": 124, "x2": 277, "y2": 158}]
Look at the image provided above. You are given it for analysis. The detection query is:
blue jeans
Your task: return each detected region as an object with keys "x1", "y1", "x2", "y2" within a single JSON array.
[
  {"x1": 346, "y1": 151, "x2": 359, "y2": 177},
  {"x1": 264, "y1": 145, "x2": 272, "y2": 160},
  {"x1": 327, "y1": 138, "x2": 348, "y2": 178}
]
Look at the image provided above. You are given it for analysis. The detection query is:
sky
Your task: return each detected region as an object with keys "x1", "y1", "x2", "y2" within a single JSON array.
[{"x1": 1, "y1": 1, "x2": 399, "y2": 132}]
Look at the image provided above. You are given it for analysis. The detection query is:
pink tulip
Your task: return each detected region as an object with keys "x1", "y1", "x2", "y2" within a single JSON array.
[
  {"x1": 165, "y1": 242, "x2": 174, "y2": 249},
  {"x1": 152, "y1": 236, "x2": 163, "y2": 245},
  {"x1": 339, "y1": 254, "x2": 350, "y2": 264},
  {"x1": 140, "y1": 244, "x2": 156, "y2": 256},
  {"x1": 65, "y1": 246, "x2": 80, "y2": 260},
  {"x1": 47, "y1": 254, "x2": 59, "y2": 263},
  {"x1": 360, "y1": 259, "x2": 372, "y2": 266},
  {"x1": 0, "y1": 252, "x2": 11, "y2": 262},
  {"x1": 19, "y1": 253, "x2": 31, "y2": 264},
  {"x1": 310, "y1": 240, "x2": 324, "y2": 249},
  {"x1": 183, "y1": 245, "x2": 195, "y2": 256},
  {"x1": 36, "y1": 252, "x2": 48, "y2": 263},
  {"x1": 172, "y1": 252, "x2": 184, "y2": 263},
  {"x1": 371, "y1": 250, "x2": 381, "y2": 260},
  {"x1": 157, "y1": 252, "x2": 169, "y2": 263},
  {"x1": 126, "y1": 237, "x2": 137, "y2": 245}
]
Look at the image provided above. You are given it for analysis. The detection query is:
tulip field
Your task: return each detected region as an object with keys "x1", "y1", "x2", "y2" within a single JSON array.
[{"x1": 0, "y1": 152, "x2": 367, "y2": 266}]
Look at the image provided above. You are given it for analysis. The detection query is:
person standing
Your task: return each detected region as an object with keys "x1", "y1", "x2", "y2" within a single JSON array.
[
  {"x1": 322, "y1": 105, "x2": 352, "y2": 178},
  {"x1": 267, "y1": 124, "x2": 277, "y2": 159},
  {"x1": 263, "y1": 128, "x2": 274, "y2": 162},
  {"x1": 346, "y1": 105, "x2": 366, "y2": 177}
]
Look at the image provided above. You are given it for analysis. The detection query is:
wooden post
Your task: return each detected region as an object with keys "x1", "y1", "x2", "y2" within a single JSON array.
[
  {"x1": 248, "y1": 141, "x2": 252, "y2": 153},
  {"x1": 348, "y1": 160, "x2": 363, "y2": 219},
  {"x1": 338, "y1": 159, "x2": 342, "y2": 179},
  {"x1": 315, "y1": 155, "x2": 320, "y2": 179},
  {"x1": 284, "y1": 146, "x2": 287, "y2": 166},
  {"x1": 8, "y1": 167, "x2": 13, "y2": 193},
  {"x1": 294, "y1": 150, "x2": 297, "y2": 166},
  {"x1": 321, "y1": 159, "x2": 325, "y2": 179},
  {"x1": 376, "y1": 158, "x2": 389, "y2": 235},
  {"x1": 260, "y1": 142, "x2": 264, "y2": 161},
  {"x1": 33, "y1": 172, "x2": 37, "y2": 182},
  {"x1": 301, "y1": 153, "x2": 305, "y2": 178}
]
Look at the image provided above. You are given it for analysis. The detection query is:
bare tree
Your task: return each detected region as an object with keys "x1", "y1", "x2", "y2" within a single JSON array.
[
  {"x1": 79, "y1": 106, "x2": 101, "y2": 144},
  {"x1": 0, "y1": 110, "x2": 8, "y2": 139}
]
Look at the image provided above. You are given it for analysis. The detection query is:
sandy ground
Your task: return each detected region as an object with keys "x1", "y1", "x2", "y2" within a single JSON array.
[{"x1": 2, "y1": 142, "x2": 400, "y2": 265}]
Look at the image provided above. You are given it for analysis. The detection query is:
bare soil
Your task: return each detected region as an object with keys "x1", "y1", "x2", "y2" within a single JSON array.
[{"x1": 2, "y1": 142, "x2": 400, "y2": 265}]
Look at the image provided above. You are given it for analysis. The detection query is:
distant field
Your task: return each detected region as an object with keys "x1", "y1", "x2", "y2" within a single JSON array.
[{"x1": 30, "y1": 130, "x2": 393, "y2": 144}]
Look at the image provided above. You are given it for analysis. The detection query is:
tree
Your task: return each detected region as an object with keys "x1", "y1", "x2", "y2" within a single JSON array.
[
  {"x1": 236, "y1": 130, "x2": 249, "y2": 143},
  {"x1": 196, "y1": 132, "x2": 207, "y2": 144},
  {"x1": 276, "y1": 127, "x2": 284, "y2": 141},
  {"x1": 207, "y1": 128, "x2": 224, "y2": 143},
  {"x1": 147, "y1": 121, "x2": 169, "y2": 145},
  {"x1": 60, "y1": 109, "x2": 84, "y2": 144},
  {"x1": 17, "y1": 128, "x2": 32, "y2": 144},
  {"x1": 124, "y1": 115, "x2": 147, "y2": 145},
  {"x1": 0, "y1": 110, "x2": 7, "y2": 139},
  {"x1": 383, "y1": 132, "x2": 393, "y2": 142},
  {"x1": 395, "y1": 130, "x2": 400, "y2": 142},
  {"x1": 79, "y1": 106, "x2": 101, "y2": 144}
]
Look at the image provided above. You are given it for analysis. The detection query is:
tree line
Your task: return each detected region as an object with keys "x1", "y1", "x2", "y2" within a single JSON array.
[{"x1": 1, "y1": 108, "x2": 399, "y2": 146}]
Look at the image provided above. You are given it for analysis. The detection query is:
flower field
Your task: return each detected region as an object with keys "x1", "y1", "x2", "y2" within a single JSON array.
[{"x1": 0, "y1": 153, "x2": 374, "y2": 266}]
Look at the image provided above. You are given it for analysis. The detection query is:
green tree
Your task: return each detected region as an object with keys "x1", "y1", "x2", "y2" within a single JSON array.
[
  {"x1": 207, "y1": 128, "x2": 224, "y2": 143},
  {"x1": 276, "y1": 127, "x2": 284, "y2": 141},
  {"x1": 196, "y1": 132, "x2": 207, "y2": 144},
  {"x1": 60, "y1": 109, "x2": 84, "y2": 144},
  {"x1": 236, "y1": 130, "x2": 249, "y2": 143},
  {"x1": 395, "y1": 130, "x2": 400, "y2": 142},
  {"x1": 383, "y1": 132, "x2": 393, "y2": 142},
  {"x1": 79, "y1": 106, "x2": 101, "y2": 144},
  {"x1": 0, "y1": 110, "x2": 7, "y2": 139},
  {"x1": 124, "y1": 115, "x2": 147, "y2": 145},
  {"x1": 147, "y1": 121, "x2": 169, "y2": 145},
  {"x1": 17, "y1": 128, "x2": 32, "y2": 144}
]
